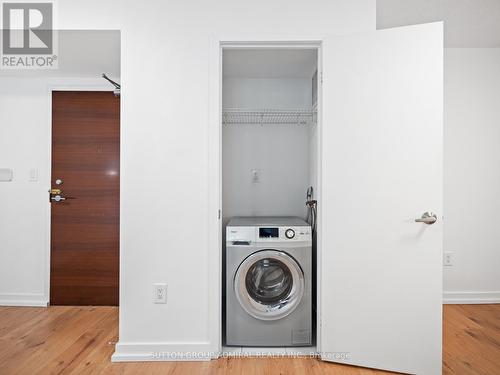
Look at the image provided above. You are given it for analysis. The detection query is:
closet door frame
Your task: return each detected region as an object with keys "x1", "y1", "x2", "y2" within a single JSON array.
[{"x1": 207, "y1": 37, "x2": 323, "y2": 355}]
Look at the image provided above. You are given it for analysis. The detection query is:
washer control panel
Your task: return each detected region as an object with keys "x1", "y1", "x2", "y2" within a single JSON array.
[
  {"x1": 227, "y1": 226, "x2": 311, "y2": 243},
  {"x1": 258, "y1": 227, "x2": 311, "y2": 241}
]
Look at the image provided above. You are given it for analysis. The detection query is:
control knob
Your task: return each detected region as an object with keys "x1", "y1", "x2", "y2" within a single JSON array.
[{"x1": 285, "y1": 229, "x2": 295, "y2": 239}]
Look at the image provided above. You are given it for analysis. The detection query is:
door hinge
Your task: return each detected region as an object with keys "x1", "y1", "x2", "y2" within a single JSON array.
[
  {"x1": 320, "y1": 71, "x2": 323, "y2": 84},
  {"x1": 218, "y1": 209, "x2": 221, "y2": 220}
]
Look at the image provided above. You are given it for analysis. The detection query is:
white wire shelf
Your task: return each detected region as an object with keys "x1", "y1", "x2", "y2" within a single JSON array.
[{"x1": 223, "y1": 108, "x2": 316, "y2": 126}]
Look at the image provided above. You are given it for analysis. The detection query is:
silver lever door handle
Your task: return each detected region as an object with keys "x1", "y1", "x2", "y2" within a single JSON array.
[
  {"x1": 415, "y1": 212, "x2": 437, "y2": 225},
  {"x1": 51, "y1": 195, "x2": 66, "y2": 202}
]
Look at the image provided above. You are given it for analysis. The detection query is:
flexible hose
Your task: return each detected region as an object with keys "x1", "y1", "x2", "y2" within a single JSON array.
[{"x1": 306, "y1": 186, "x2": 317, "y2": 234}]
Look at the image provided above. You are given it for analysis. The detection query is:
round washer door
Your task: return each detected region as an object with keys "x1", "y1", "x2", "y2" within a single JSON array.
[{"x1": 234, "y1": 249, "x2": 304, "y2": 321}]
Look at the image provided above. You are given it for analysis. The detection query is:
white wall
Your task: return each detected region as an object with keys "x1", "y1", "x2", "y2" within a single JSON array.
[
  {"x1": 0, "y1": 79, "x2": 50, "y2": 306},
  {"x1": 0, "y1": 0, "x2": 375, "y2": 359},
  {"x1": 222, "y1": 78, "x2": 313, "y2": 222},
  {"x1": 444, "y1": 48, "x2": 500, "y2": 303},
  {"x1": 50, "y1": 0, "x2": 375, "y2": 360}
]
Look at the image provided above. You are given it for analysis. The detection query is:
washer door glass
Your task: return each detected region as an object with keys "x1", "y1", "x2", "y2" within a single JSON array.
[
  {"x1": 245, "y1": 258, "x2": 292, "y2": 304},
  {"x1": 234, "y1": 250, "x2": 304, "y2": 321}
]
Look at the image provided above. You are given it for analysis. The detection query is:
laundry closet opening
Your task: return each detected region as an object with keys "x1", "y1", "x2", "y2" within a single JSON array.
[{"x1": 221, "y1": 45, "x2": 320, "y2": 351}]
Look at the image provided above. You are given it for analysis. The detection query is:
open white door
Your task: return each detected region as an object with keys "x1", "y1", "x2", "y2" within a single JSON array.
[{"x1": 320, "y1": 23, "x2": 443, "y2": 374}]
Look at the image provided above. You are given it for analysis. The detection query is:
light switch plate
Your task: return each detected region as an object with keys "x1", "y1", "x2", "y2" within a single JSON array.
[
  {"x1": 29, "y1": 168, "x2": 38, "y2": 182},
  {"x1": 444, "y1": 252, "x2": 453, "y2": 267},
  {"x1": 0, "y1": 168, "x2": 13, "y2": 182}
]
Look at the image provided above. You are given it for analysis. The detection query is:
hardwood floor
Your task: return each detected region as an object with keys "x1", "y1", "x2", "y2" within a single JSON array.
[{"x1": 0, "y1": 304, "x2": 498, "y2": 374}]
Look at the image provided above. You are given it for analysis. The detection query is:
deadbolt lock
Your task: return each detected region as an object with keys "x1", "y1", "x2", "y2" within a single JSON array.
[{"x1": 50, "y1": 188, "x2": 62, "y2": 195}]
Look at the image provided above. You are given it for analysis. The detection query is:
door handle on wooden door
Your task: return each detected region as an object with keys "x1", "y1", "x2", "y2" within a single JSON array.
[{"x1": 49, "y1": 189, "x2": 74, "y2": 203}]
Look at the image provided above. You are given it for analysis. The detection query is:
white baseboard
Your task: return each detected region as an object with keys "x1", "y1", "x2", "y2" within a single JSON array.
[
  {"x1": 443, "y1": 291, "x2": 500, "y2": 304},
  {"x1": 111, "y1": 341, "x2": 219, "y2": 362},
  {"x1": 0, "y1": 293, "x2": 48, "y2": 307}
]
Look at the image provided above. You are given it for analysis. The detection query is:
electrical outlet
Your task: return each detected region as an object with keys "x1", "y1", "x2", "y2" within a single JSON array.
[
  {"x1": 251, "y1": 169, "x2": 260, "y2": 183},
  {"x1": 444, "y1": 252, "x2": 453, "y2": 267},
  {"x1": 153, "y1": 283, "x2": 167, "y2": 304}
]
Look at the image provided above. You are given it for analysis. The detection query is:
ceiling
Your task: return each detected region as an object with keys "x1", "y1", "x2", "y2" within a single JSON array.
[
  {"x1": 377, "y1": 0, "x2": 500, "y2": 47},
  {"x1": 223, "y1": 49, "x2": 317, "y2": 78},
  {"x1": 0, "y1": 30, "x2": 120, "y2": 78}
]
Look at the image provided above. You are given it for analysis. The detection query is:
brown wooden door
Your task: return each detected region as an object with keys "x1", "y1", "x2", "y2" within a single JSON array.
[{"x1": 50, "y1": 91, "x2": 120, "y2": 306}]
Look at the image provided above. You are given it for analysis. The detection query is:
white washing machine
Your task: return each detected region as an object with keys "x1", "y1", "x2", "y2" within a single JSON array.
[{"x1": 225, "y1": 216, "x2": 312, "y2": 347}]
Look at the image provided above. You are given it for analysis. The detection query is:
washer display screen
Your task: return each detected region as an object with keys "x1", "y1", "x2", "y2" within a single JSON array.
[{"x1": 259, "y1": 228, "x2": 278, "y2": 238}]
